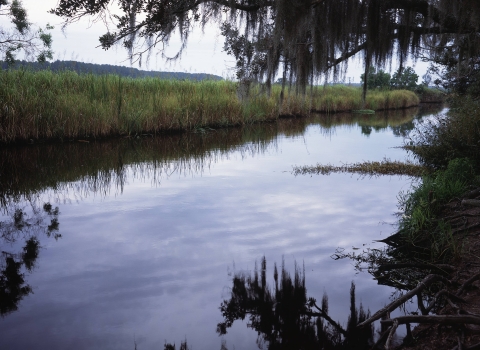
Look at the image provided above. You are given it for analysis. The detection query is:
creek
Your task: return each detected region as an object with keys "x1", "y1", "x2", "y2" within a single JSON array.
[{"x1": 0, "y1": 106, "x2": 444, "y2": 350}]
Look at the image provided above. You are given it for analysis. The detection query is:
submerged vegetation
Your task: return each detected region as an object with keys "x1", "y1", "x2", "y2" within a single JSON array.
[
  {"x1": 0, "y1": 69, "x2": 419, "y2": 143},
  {"x1": 293, "y1": 158, "x2": 426, "y2": 177}
]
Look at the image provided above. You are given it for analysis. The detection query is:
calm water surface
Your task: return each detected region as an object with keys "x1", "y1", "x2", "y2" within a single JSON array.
[{"x1": 0, "y1": 107, "x2": 443, "y2": 350}]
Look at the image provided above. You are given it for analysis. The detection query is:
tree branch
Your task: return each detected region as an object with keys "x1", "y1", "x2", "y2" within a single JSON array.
[
  {"x1": 381, "y1": 314, "x2": 480, "y2": 326},
  {"x1": 358, "y1": 274, "x2": 450, "y2": 328}
]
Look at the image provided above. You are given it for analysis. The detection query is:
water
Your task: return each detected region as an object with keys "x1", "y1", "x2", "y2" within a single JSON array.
[{"x1": 0, "y1": 106, "x2": 444, "y2": 350}]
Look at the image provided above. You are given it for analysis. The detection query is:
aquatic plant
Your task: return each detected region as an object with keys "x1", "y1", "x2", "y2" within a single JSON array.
[{"x1": 293, "y1": 158, "x2": 426, "y2": 177}]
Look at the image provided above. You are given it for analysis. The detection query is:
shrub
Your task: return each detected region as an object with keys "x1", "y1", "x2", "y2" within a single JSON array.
[{"x1": 406, "y1": 96, "x2": 480, "y2": 170}]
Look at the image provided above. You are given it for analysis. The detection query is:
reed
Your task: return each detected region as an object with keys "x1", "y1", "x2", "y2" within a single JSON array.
[{"x1": 0, "y1": 69, "x2": 419, "y2": 143}]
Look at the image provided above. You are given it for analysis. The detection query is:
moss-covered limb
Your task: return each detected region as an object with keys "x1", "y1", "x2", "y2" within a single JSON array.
[{"x1": 292, "y1": 158, "x2": 427, "y2": 177}]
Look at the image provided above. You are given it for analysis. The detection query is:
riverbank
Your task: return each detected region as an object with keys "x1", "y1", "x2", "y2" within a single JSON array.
[
  {"x1": 372, "y1": 99, "x2": 480, "y2": 349},
  {"x1": 397, "y1": 185, "x2": 480, "y2": 350},
  {"x1": 0, "y1": 69, "x2": 420, "y2": 144}
]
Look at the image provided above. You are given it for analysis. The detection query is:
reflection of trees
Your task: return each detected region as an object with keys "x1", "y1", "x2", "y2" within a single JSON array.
[
  {"x1": 0, "y1": 202, "x2": 60, "y2": 316},
  {"x1": 332, "y1": 230, "x2": 452, "y2": 294},
  {"x1": 0, "y1": 107, "x2": 443, "y2": 206},
  {"x1": 217, "y1": 257, "x2": 373, "y2": 350}
]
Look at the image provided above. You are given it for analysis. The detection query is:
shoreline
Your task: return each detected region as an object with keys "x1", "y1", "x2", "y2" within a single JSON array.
[{"x1": 1, "y1": 103, "x2": 433, "y2": 147}]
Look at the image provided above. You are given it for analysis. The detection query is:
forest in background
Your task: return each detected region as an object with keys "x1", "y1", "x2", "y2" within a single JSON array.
[{"x1": 0, "y1": 60, "x2": 223, "y2": 81}]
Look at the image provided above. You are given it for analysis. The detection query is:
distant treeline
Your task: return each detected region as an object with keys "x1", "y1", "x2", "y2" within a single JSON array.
[{"x1": 0, "y1": 60, "x2": 223, "y2": 81}]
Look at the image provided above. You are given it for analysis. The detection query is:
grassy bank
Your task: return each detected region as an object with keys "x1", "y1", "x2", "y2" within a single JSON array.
[
  {"x1": 0, "y1": 69, "x2": 419, "y2": 143},
  {"x1": 393, "y1": 97, "x2": 480, "y2": 263}
]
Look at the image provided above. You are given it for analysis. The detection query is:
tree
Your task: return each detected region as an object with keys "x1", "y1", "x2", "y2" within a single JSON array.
[
  {"x1": 360, "y1": 66, "x2": 391, "y2": 90},
  {"x1": 51, "y1": 0, "x2": 480, "y2": 94},
  {"x1": 0, "y1": 0, "x2": 53, "y2": 63},
  {"x1": 390, "y1": 66, "x2": 419, "y2": 90}
]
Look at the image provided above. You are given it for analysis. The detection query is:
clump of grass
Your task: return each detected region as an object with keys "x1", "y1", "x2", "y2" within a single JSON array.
[
  {"x1": 308, "y1": 85, "x2": 418, "y2": 113},
  {"x1": 292, "y1": 158, "x2": 426, "y2": 177},
  {"x1": 352, "y1": 109, "x2": 375, "y2": 114},
  {"x1": 397, "y1": 157, "x2": 476, "y2": 262}
]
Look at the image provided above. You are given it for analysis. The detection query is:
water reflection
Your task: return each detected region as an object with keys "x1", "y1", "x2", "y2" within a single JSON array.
[
  {"x1": 0, "y1": 202, "x2": 60, "y2": 315},
  {"x1": 217, "y1": 257, "x2": 373, "y2": 350},
  {"x1": 0, "y1": 106, "x2": 441, "y2": 208},
  {"x1": 0, "y1": 105, "x2": 444, "y2": 349}
]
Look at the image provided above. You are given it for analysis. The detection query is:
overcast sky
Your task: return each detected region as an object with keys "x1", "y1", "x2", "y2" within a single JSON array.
[{"x1": 5, "y1": 0, "x2": 429, "y2": 82}]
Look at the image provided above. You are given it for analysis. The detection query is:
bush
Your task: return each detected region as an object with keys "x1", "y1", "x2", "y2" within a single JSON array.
[{"x1": 406, "y1": 96, "x2": 480, "y2": 170}]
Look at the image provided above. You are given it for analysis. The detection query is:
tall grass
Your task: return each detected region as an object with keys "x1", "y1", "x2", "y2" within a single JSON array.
[
  {"x1": 396, "y1": 158, "x2": 476, "y2": 262},
  {"x1": 0, "y1": 69, "x2": 419, "y2": 143}
]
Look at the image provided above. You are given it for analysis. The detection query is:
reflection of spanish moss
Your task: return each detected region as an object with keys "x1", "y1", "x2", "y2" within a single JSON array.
[
  {"x1": 0, "y1": 202, "x2": 60, "y2": 316},
  {"x1": 217, "y1": 257, "x2": 373, "y2": 350}
]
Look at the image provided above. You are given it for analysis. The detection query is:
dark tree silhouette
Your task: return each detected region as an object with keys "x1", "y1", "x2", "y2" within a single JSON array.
[
  {"x1": 0, "y1": 202, "x2": 60, "y2": 316},
  {"x1": 217, "y1": 257, "x2": 373, "y2": 350}
]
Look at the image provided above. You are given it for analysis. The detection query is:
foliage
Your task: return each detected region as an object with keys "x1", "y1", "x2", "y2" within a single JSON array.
[
  {"x1": 0, "y1": 0, "x2": 53, "y2": 63},
  {"x1": 360, "y1": 67, "x2": 391, "y2": 90},
  {"x1": 427, "y1": 38, "x2": 480, "y2": 95},
  {"x1": 406, "y1": 97, "x2": 480, "y2": 170},
  {"x1": 390, "y1": 67, "x2": 419, "y2": 91},
  {"x1": 51, "y1": 0, "x2": 480, "y2": 92}
]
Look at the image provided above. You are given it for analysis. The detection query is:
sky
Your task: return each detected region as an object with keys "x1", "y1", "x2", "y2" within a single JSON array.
[{"x1": 5, "y1": 0, "x2": 429, "y2": 82}]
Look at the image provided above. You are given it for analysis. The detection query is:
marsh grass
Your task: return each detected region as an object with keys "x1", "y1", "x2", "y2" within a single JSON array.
[
  {"x1": 397, "y1": 158, "x2": 476, "y2": 262},
  {"x1": 0, "y1": 69, "x2": 419, "y2": 143},
  {"x1": 293, "y1": 158, "x2": 426, "y2": 177}
]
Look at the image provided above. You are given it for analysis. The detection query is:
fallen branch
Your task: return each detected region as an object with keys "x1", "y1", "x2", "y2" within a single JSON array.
[
  {"x1": 370, "y1": 326, "x2": 392, "y2": 350},
  {"x1": 358, "y1": 274, "x2": 449, "y2": 327},
  {"x1": 385, "y1": 319, "x2": 399, "y2": 350},
  {"x1": 381, "y1": 314, "x2": 480, "y2": 326}
]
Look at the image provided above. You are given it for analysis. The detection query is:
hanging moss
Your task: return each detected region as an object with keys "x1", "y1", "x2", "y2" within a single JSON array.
[{"x1": 52, "y1": 1, "x2": 480, "y2": 93}]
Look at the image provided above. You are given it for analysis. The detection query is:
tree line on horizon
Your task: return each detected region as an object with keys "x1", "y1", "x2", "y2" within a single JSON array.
[{"x1": 0, "y1": 60, "x2": 224, "y2": 81}]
